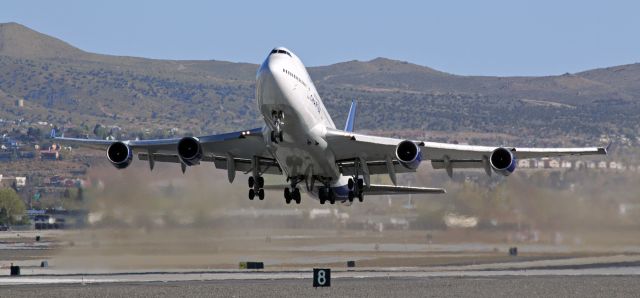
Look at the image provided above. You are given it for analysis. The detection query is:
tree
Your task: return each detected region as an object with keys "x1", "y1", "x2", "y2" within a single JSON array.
[{"x1": 0, "y1": 188, "x2": 26, "y2": 225}]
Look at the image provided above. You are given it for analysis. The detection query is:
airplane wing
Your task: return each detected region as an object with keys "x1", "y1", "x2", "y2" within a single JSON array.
[
  {"x1": 325, "y1": 128, "x2": 608, "y2": 179},
  {"x1": 55, "y1": 127, "x2": 282, "y2": 178}
]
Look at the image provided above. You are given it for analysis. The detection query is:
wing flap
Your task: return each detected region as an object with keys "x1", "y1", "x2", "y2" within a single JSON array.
[
  {"x1": 365, "y1": 184, "x2": 446, "y2": 195},
  {"x1": 337, "y1": 159, "x2": 416, "y2": 175},
  {"x1": 138, "y1": 153, "x2": 282, "y2": 175}
]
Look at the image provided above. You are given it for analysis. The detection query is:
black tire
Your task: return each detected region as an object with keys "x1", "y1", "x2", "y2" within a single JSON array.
[
  {"x1": 293, "y1": 188, "x2": 301, "y2": 204},
  {"x1": 278, "y1": 131, "x2": 283, "y2": 142},
  {"x1": 348, "y1": 178, "x2": 354, "y2": 190},
  {"x1": 348, "y1": 191, "x2": 354, "y2": 202},
  {"x1": 357, "y1": 193, "x2": 364, "y2": 202},
  {"x1": 320, "y1": 198, "x2": 325, "y2": 204},
  {"x1": 257, "y1": 176, "x2": 264, "y2": 188},
  {"x1": 248, "y1": 176, "x2": 255, "y2": 188},
  {"x1": 357, "y1": 178, "x2": 364, "y2": 191},
  {"x1": 258, "y1": 189, "x2": 265, "y2": 200},
  {"x1": 270, "y1": 131, "x2": 276, "y2": 143},
  {"x1": 248, "y1": 189, "x2": 255, "y2": 200},
  {"x1": 284, "y1": 188, "x2": 291, "y2": 200}
]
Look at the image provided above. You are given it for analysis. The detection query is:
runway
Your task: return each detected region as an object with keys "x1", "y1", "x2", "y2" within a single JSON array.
[
  {"x1": 2, "y1": 230, "x2": 640, "y2": 297},
  {"x1": 1, "y1": 275, "x2": 640, "y2": 298},
  {"x1": 1, "y1": 256, "x2": 639, "y2": 298},
  {"x1": 2, "y1": 260, "x2": 640, "y2": 285}
]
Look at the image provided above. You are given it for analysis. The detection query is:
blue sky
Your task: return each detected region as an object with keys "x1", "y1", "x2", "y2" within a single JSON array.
[{"x1": 1, "y1": 0, "x2": 639, "y2": 76}]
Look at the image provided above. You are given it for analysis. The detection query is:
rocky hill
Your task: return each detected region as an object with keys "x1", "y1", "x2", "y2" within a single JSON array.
[{"x1": 0, "y1": 22, "x2": 638, "y2": 146}]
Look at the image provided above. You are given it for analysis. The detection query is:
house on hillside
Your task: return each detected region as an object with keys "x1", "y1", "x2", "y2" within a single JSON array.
[
  {"x1": 548, "y1": 159, "x2": 560, "y2": 168},
  {"x1": 40, "y1": 143, "x2": 60, "y2": 160},
  {"x1": 518, "y1": 159, "x2": 531, "y2": 168}
]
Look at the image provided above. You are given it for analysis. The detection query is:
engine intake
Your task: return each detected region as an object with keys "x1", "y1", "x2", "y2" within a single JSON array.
[
  {"x1": 396, "y1": 140, "x2": 422, "y2": 169},
  {"x1": 106, "y1": 142, "x2": 133, "y2": 169},
  {"x1": 177, "y1": 137, "x2": 203, "y2": 166},
  {"x1": 490, "y1": 147, "x2": 516, "y2": 176}
]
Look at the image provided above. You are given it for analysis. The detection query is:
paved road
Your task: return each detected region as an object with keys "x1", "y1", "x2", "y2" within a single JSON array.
[{"x1": 1, "y1": 276, "x2": 640, "y2": 298}]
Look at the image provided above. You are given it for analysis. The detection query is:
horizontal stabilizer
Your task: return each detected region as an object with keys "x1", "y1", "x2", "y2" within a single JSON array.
[{"x1": 365, "y1": 184, "x2": 446, "y2": 195}]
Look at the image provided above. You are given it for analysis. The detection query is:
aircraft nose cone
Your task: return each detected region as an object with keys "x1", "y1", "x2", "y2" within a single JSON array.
[{"x1": 256, "y1": 54, "x2": 287, "y2": 106}]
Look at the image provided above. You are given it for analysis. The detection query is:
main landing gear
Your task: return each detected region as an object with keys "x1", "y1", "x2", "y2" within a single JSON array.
[
  {"x1": 248, "y1": 175, "x2": 265, "y2": 200},
  {"x1": 347, "y1": 178, "x2": 365, "y2": 203},
  {"x1": 318, "y1": 184, "x2": 336, "y2": 205},
  {"x1": 284, "y1": 176, "x2": 302, "y2": 204},
  {"x1": 270, "y1": 110, "x2": 284, "y2": 143}
]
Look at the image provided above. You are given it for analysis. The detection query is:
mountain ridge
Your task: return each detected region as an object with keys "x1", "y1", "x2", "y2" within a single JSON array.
[{"x1": 0, "y1": 22, "x2": 638, "y2": 145}]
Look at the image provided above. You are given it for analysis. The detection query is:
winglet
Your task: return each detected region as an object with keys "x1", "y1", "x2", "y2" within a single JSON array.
[{"x1": 344, "y1": 100, "x2": 357, "y2": 132}]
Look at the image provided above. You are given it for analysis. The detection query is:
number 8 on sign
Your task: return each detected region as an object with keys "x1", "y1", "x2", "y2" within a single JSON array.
[{"x1": 313, "y1": 268, "x2": 331, "y2": 287}]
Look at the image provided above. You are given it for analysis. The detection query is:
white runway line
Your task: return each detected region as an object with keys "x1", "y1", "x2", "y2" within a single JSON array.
[{"x1": 2, "y1": 267, "x2": 640, "y2": 285}]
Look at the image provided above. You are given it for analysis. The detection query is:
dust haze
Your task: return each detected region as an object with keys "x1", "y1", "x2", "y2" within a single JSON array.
[{"x1": 52, "y1": 156, "x2": 640, "y2": 270}]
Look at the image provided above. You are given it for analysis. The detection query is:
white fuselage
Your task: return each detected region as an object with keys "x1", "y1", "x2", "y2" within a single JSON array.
[{"x1": 256, "y1": 47, "x2": 351, "y2": 201}]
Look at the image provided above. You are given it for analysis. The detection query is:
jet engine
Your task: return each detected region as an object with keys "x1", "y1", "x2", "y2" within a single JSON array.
[
  {"x1": 106, "y1": 141, "x2": 133, "y2": 169},
  {"x1": 396, "y1": 140, "x2": 422, "y2": 169},
  {"x1": 490, "y1": 147, "x2": 517, "y2": 176},
  {"x1": 177, "y1": 137, "x2": 203, "y2": 166}
]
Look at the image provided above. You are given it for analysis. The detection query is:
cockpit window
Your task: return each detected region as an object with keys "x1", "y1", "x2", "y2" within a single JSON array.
[{"x1": 271, "y1": 49, "x2": 292, "y2": 57}]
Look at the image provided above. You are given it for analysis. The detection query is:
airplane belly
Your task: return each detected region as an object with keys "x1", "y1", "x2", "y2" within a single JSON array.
[{"x1": 270, "y1": 130, "x2": 340, "y2": 179}]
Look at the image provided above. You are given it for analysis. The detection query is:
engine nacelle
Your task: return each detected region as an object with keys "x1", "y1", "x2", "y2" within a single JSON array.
[
  {"x1": 396, "y1": 140, "x2": 422, "y2": 169},
  {"x1": 177, "y1": 136, "x2": 203, "y2": 166},
  {"x1": 490, "y1": 147, "x2": 517, "y2": 176},
  {"x1": 106, "y1": 141, "x2": 133, "y2": 169}
]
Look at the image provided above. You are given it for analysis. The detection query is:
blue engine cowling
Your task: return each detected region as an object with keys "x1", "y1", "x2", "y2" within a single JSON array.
[
  {"x1": 177, "y1": 137, "x2": 203, "y2": 166},
  {"x1": 490, "y1": 147, "x2": 517, "y2": 176},
  {"x1": 396, "y1": 140, "x2": 422, "y2": 170},
  {"x1": 106, "y1": 141, "x2": 133, "y2": 169}
]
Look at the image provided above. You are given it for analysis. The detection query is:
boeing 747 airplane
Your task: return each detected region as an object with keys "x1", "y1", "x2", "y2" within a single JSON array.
[{"x1": 55, "y1": 47, "x2": 608, "y2": 205}]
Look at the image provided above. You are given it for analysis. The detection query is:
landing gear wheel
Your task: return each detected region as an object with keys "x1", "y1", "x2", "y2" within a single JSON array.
[
  {"x1": 357, "y1": 193, "x2": 364, "y2": 202},
  {"x1": 348, "y1": 191, "x2": 355, "y2": 202},
  {"x1": 293, "y1": 188, "x2": 301, "y2": 204},
  {"x1": 284, "y1": 187, "x2": 291, "y2": 204},
  {"x1": 258, "y1": 189, "x2": 265, "y2": 200},
  {"x1": 248, "y1": 176, "x2": 255, "y2": 188},
  {"x1": 357, "y1": 178, "x2": 364, "y2": 191},
  {"x1": 278, "y1": 131, "x2": 283, "y2": 142},
  {"x1": 329, "y1": 190, "x2": 336, "y2": 205},
  {"x1": 248, "y1": 189, "x2": 255, "y2": 200},
  {"x1": 257, "y1": 177, "x2": 264, "y2": 188},
  {"x1": 348, "y1": 178, "x2": 354, "y2": 190}
]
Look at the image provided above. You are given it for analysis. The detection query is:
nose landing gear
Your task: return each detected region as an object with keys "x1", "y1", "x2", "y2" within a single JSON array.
[{"x1": 270, "y1": 111, "x2": 284, "y2": 143}]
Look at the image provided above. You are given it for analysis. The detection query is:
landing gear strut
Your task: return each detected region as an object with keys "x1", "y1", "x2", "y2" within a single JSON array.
[{"x1": 270, "y1": 110, "x2": 284, "y2": 143}]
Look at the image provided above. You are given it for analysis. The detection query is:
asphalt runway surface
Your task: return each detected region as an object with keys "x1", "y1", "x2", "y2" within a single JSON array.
[
  {"x1": 1, "y1": 275, "x2": 640, "y2": 298},
  {"x1": 1, "y1": 264, "x2": 639, "y2": 297},
  {"x1": 3, "y1": 230, "x2": 640, "y2": 297}
]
